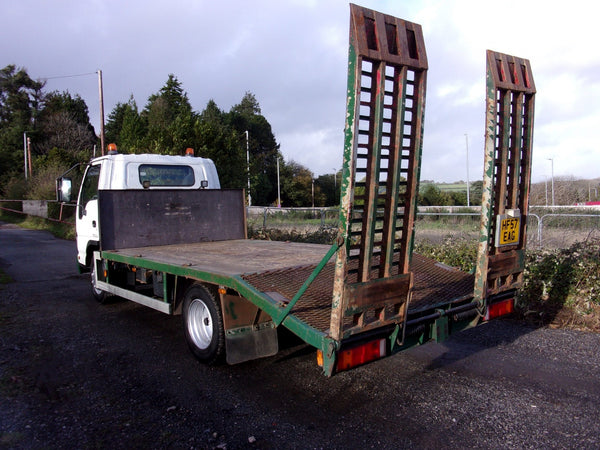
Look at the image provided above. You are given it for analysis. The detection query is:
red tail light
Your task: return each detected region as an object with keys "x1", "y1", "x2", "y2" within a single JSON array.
[
  {"x1": 335, "y1": 338, "x2": 386, "y2": 372},
  {"x1": 485, "y1": 298, "x2": 514, "y2": 320}
]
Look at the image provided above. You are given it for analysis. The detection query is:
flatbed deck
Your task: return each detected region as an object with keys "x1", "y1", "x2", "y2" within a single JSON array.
[{"x1": 105, "y1": 239, "x2": 474, "y2": 334}]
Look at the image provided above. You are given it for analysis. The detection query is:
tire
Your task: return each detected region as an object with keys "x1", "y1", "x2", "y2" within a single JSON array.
[
  {"x1": 182, "y1": 284, "x2": 225, "y2": 364},
  {"x1": 90, "y1": 260, "x2": 109, "y2": 304}
]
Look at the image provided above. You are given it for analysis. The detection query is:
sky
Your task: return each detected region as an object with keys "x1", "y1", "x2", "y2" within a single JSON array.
[{"x1": 2, "y1": 0, "x2": 599, "y2": 184}]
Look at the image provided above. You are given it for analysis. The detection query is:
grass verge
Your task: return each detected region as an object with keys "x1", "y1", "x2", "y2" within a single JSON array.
[{"x1": 0, "y1": 210, "x2": 75, "y2": 240}]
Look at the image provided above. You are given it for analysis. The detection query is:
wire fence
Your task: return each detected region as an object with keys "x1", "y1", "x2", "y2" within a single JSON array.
[
  {"x1": 2, "y1": 200, "x2": 600, "y2": 250},
  {"x1": 247, "y1": 206, "x2": 600, "y2": 250}
]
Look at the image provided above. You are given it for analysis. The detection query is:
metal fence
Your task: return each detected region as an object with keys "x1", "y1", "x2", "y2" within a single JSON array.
[
  {"x1": 3, "y1": 200, "x2": 600, "y2": 250},
  {"x1": 0, "y1": 199, "x2": 76, "y2": 225},
  {"x1": 247, "y1": 206, "x2": 600, "y2": 250}
]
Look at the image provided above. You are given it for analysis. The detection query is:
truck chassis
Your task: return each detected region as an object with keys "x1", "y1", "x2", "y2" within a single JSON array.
[{"x1": 86, "y1": 4, "x2": 536, "y2": 376}]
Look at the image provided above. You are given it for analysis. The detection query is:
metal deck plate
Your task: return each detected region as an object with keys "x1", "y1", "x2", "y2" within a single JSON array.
[{"x1": 242, "y1": 252, "x2": 474, "y2": 334}]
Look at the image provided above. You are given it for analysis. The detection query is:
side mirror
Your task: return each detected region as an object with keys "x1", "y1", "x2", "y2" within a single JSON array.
[
  {"x1": 56, "y1": 177, "x2": 73, "y2": 203},
  {"x1": 200, "y1": 180, "x2": 209, "y2": 189}
]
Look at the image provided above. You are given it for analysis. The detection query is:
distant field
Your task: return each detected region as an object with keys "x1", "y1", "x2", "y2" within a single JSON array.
[
  {"x1": 422, "y1": 182, "x2": 468, "y2": 192},
  {"x1": 438, "y1": 183, "x2": 468, "y2": 192}
]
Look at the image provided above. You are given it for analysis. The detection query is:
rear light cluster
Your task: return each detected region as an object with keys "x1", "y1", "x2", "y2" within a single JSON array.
[
  {"x1": 317, "y1": 338, "x2": 386, "y2": 372},
  {"x1": 316, "y1": 298, "x2": 514, "y2": 372},
  {"x1": 485, "y1": 298, "x2": 514, "y2": 321}
]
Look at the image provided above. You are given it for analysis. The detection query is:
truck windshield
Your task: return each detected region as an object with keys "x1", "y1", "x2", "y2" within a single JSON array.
[{"x1": 138, "y1": 164, "x2": 195, "y2": 187}]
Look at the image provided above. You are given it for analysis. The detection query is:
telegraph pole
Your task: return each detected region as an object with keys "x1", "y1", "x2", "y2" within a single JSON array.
[
  {"x1": 98, "y1": 70, "x2": 106, "y2": 156},
  {"x1": 245, "y1": 130, "x2": 251, "y2": 206},
  {"x1": 27, "y1": 137, "x2": 32, "y2": 178},
  {"x1": 465, "y1": 133, "x2": 470, "y2": 207},
  {"x1": 23, "y1": 132, "x2": 28, "y2": 180},
  {"x1": 277, "y1": 157, "x2": 281, "y2": 207},
  {"x1": 547, "y1": 158, "x2": 555, "y2": 206}
]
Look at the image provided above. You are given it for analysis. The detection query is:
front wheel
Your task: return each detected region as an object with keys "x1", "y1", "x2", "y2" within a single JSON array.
[
  {"x1": 90, "y1": 260, "x2": 109, "y2": 304},
  {"x1": 182, "y1": 284, "x2": 225, "y2": 364}
]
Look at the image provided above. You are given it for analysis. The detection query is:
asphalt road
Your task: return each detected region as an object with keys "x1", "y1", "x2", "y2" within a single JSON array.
[{"x1": 1, "y1": 223, "x2": 599, "y2": 449}]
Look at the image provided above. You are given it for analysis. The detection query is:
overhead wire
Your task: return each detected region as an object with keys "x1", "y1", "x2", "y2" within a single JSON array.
[{"x1": 41, "y1": 71, "x2": 98, "y2": 81}]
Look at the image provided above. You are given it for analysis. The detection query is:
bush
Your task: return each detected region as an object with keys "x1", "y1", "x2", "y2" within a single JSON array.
[
  {"x1": 26, "y1": 161, "x2": 71, "y2": 200},
  {"x1": 517, "y1": 238, "x2": 600, "y2": 330},
  {"x1": 414, "y1": 235, "x2": 478, "y2": 272},
  {"x1": 1, "y1": 176, "x2": 28, "y2": 199},
  {"x1": 248, "y1": 226, "x2": 337, "y2": 245},
  {"x1": 414, "y1": 234, "x2": 600, "y2": 331}
]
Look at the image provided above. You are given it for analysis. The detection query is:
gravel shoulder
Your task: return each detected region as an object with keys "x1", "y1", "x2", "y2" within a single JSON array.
[{"x1": 1, "y1": 226, "x2": 600, "y2": 449}]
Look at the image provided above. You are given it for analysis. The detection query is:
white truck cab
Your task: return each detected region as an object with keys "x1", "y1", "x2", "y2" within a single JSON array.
[{"x1": 57, "y1": 148, "x2": 220, "y2": 272}]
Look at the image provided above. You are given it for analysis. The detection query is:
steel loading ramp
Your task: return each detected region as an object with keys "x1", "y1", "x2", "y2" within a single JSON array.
[
  {"x1": 474, "y1": 51, "x2": 536, "y2": 302},
  {"x1": 329, "y1": 4, "x2": 428, "y2": 341}
]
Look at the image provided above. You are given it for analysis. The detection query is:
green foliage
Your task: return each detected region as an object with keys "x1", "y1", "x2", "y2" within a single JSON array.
[
  {"x1": 230, "y1": 91, "x2": 261, "y2": 116},
  {"x1": 102, "y1": 85, "x2": 288, "y2": 206},
  {"x1": 418, "y1": 181, "x2": 483, "y2": 206},
  {"x1": 141, "y1": 75, "x2": 194, "y2": 155},
  {"x1": 248, "y1": 225, "x2": 337, "y2": 245},
  {"x1": 39, "y1": 90, "x2": 92, "y2": 128},
  {"x1": 26, "y1": 160, "x2": 69, "y2": 200},
  {"x1": 280, "y1": 160, "x2": 321, "y2": 207},
  {"x1": 419, "y1": 184, "x2": 451, "y2": 206},
  {"x1": 414, "y1": 234, "x2": 600, "y2": 331},
  {"x1": 0, "y1": 66, "x2": 99, "y2": 198},
  {"x1": 226, "y1": 93, "x2": 281, "y2": 205},
  {"x1": 194, "y1": 101, "x2": 244, "y2": 189},
  {"x1": 315, "y1": 172, "x2": 340, "y2": 206},
  {"x1": 469, "y1": 180, "x2": 483, "y2": 205},
  {"x1": 414, "y1": 235, "x2": 478, "y2": 272},
  {"x1": 119, "y1": 101, "x2": 146, "y2": 153},
  {"x1": 1, "y1": 176, "x2": 28, "y2": 199},
  {"x1": 0, "y1": 65, "x2": 45, "y2": 184},
  {"x1": 518, "y1": 239, "x2": 600, "y2": 329},
  {"x1": 105, "y1": 96, "x2": 146, "y2": 153}
]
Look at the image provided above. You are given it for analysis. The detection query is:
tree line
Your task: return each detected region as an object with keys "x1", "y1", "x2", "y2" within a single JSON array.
[
  {"x1": 0, "y1": 65, "x2": 340, "y2": 206},
  {"x1": 2, "y1": 64, "x2": 490, "y2": 208}
]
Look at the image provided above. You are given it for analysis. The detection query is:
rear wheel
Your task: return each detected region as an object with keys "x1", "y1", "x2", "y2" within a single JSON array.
[{"x1": 182, "y1": 284, "x2": 225, "y2": 364}]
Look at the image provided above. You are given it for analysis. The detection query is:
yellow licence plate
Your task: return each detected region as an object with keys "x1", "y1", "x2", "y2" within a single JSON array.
[{"x1": 498, "y1": 217, "x2": 520, "y2": 246}]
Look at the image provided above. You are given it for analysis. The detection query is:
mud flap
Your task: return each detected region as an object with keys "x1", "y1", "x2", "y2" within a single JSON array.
[
  {"x1": 221, "y1": 293, "x2": 278, "y2": 365},
  {"x1": 225, "y1": 323, "x2": 278, "y2": 365}
]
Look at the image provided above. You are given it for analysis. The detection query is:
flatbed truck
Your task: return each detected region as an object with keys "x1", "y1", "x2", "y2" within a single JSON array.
[{"x1": 57, "y1": 4, "x2": 536, "y2": 376}]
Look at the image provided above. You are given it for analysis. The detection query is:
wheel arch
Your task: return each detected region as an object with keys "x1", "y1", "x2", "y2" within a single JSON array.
[{"x1": 174, "y1": 278, "x2": 219, "y2": 315}]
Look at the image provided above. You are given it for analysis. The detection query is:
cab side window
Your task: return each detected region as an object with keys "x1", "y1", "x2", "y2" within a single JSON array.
[{"x1": 79, "y1": 165, "x2": 101, "y2": 219}]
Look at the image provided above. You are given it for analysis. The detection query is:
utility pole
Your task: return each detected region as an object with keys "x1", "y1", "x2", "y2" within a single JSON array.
[
  {"x1": 465, "y1": 133, "x2": 470, "y2": 207},
  {"x1": 245, "y1": 130, "x2": 251, "y2": 206},
  {"x1": 27, "y1": 137, "x2": 32, "y2": 179},
  {"x1": 98, "y1": 70, "x2": 106, "y2": 156},
  {"x1": 547, "y1": 158, "x2": 555, "y2": 206},
  {"x1": 23, "y1": 132, "x2": 28, "y2": 180},
  {"x1": 277, "y1": 157, "x2": 281, "y2": 207}
]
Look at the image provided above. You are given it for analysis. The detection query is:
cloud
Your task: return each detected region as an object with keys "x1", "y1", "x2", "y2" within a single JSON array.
[{"x1": 1, "y1": 0, "x2": 598, "y2": 184}]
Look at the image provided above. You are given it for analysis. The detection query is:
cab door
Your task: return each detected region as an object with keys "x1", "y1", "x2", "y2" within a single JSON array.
[{"x1": 76, "y1": 163, "x2": 102, "y2": 269}]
